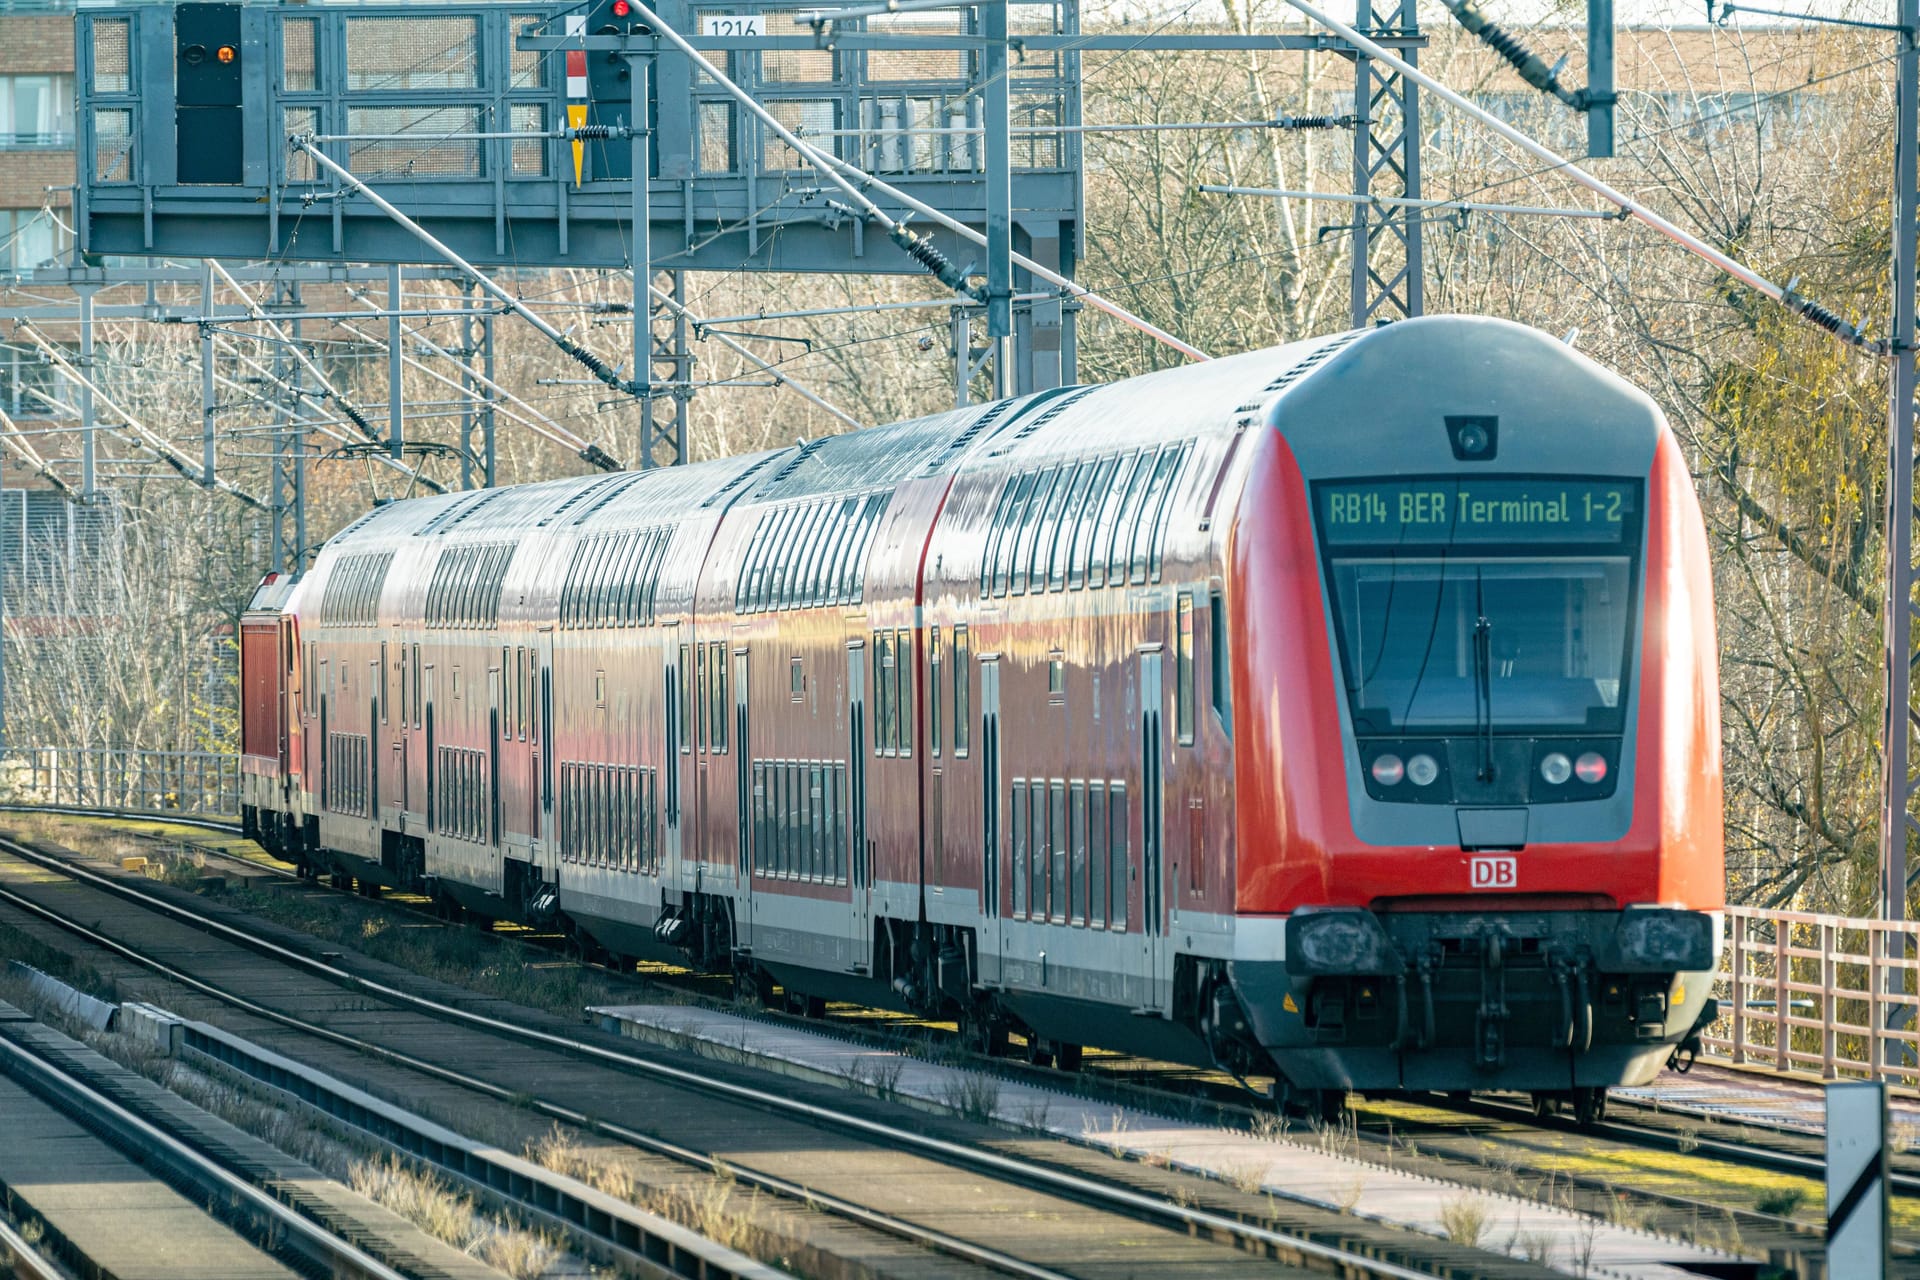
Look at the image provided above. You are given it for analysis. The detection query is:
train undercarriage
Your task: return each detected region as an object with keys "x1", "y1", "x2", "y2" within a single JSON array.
[{"x1": 244, "y1": 802, "x2": 1715, "y2": 1120}]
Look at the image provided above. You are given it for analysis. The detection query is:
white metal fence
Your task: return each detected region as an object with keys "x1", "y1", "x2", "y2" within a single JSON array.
[
  {"x1": 1703, "y1": 904, "x2": 1920, "y2": 1085},
  {"x1": 0, "y1": 748, "x2": 240, "y2": 817}
]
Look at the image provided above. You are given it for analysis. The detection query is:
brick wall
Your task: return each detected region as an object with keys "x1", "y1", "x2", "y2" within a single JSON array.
[
  {"x1": 0, "y1": 17, "x2": 74, "y2": 75},
  {"x1": 0, "y1": 149, "x2": 73, "y2": 211}
]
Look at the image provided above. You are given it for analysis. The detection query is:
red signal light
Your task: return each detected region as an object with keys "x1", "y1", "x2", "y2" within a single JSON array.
[
  {"x1": 216, "y1": 44, "x2": 236, "y2": 63},
  {"x1": 611, "y1": 1, "x2": 632, "y2": 15}
]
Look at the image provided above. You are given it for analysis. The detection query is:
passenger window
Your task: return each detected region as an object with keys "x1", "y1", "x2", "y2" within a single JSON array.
[
  {"x1": 1043, "y1": 462, "x2": 1089, "y2": 592},
  {"x1": 791, "y1": 656, "x2": 805, "y2": 701},
  {"x1": 1131, "y1": 451, "x2": 1181, "y2": 585},
  {"x1": 1176, "y1": 593, "x2": 1196, "y2": 746},
  {"x1": 1011, "y1": 780, "x2": 1028, "y2": 918},
  {"x1": 1108, "y1": 782, "x2": 1128, "y2": 930},
  {"x1": 712, "y1": 642, "x2": 728, "y2": 753},
  {"x1": 379, "y1": 644, "x2": 389, "y2": 723},
  {"x1": 1070, "y1": 781, "x2": 1087, "y2": 924},
  {"x1": 1209, "y1": 589, "x2": 1231, "y2": 736},
  {"x1": 1070, "y1": 458, "x2": 1117, "y2": 590},
  {"x1": 980, "y1": 479, "x2": 1019, "y2": 597},
  {"x1": 994, "y1": 474, "x2": 1037, "y2": 597},
  {"x1": 412, "y1": 645, "x2": 422, "y2": 726},
  {"x1": 695, "y1": 645, "x2": 709, "y2": 752},
  {"x1": 874, "y1": 631, "x2": 893, "y2": 754},
  {"x1": 833, "y1": 763, "x2": 849, "y2": 882},
  {"x1": 1089, "y1": 781, "x2": 1108, "y2": 928},
  {"x1": 952, "y1": 626, "x2": 970, "y2": 756},
  {"x1": 894, "y1": 628, "x2": 912, "y2": 757},
  {"x1": 679, "y1": 644, "x2": 692, "y2": 751},
  {"x1": 1103, "y1": 455, "x2": 1149, "y2": 585},
  {"x1": 928, "y1": 627, "x2": 942, "y2": 757},
  {"x1": 1050, "y1": 779, "x2": 1067, "y2": 923},
  {"x1": 1011, "y1": 467, "x2": 1059, "y2": 596},
  {"x1": 1029, "y1": 779, "x2": 1048, "y2": 919}
]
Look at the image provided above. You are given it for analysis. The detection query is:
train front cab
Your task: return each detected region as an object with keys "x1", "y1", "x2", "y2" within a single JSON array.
[{"x1": 1225, "y1": 318, "x2": 1724, "y2": 1100}]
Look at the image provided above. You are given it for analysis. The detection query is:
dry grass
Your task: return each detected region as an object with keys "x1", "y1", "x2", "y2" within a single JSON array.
[
  {"x1": 1437, "y1": 1194, "x2": 1489, "y2": 1248},
  {"x1": 939, "y1": 1071, "x2": 1002, "y2": 1123}
]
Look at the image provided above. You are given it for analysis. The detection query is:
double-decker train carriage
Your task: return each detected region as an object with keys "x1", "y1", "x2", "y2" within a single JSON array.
[{"x1": 241, "y1": 315, "x2": 1725, "y2": 1110}]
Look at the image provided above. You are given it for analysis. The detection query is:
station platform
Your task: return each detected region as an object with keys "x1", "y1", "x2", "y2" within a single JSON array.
[
  {"x1": 0, "y1": 1070, "x2": 299, "y2": 1280},
  {"x1": 591, "y1": 1002, "x2": 1740, "y2": 1277}
]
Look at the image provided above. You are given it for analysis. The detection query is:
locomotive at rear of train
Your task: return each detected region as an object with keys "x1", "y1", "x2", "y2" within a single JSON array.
[{"x1": 240, "y1": 315, "x2": 1724, "y2": 1108}]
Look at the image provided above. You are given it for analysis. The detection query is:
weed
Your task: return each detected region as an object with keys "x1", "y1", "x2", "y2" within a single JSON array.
[
  {"x1": 1249, "y1": 1108, "x2": 1289, "y2": 1142},
  {"x1": 1572, "y1": 1216, "x2": 1600, "y2": 1277},
  {"x1": 1675, "y1": 1123, "x2": 1700, "y2": 1154},
  {"x1": 1017, "y1": 1096, "x2": 1054, "y2": 1133},
  {"x1": 939, "y1": 1072, "x2": 1002, "y2": 1123},
  {"x1": 17, "y1": 1218, "x2": 42, "y2": 1246},
  {"x1": 1335, "y1": 1174, "x2": 1366, "y2": 1213},
  {"x1": 1517, "y1": 1228, "x2": 1556, "y2": 1265},
  {"x1": 1437, "y1": 1194, "x2": 1488, "y2": 1248},
  {"x1": 1223, "y1": 1160, "x2": 1268, "y2": 1195},
  {"x1": 1754, "y1": 1185, "x2": 1806, "y2": 1217},
  {"x1": 847, "y1": 1055, "x2": 905, "y2": 1103}
]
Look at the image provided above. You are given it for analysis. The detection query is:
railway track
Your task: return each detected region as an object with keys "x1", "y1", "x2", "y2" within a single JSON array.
[
  {"x1": 13, "y1": 803, "x2": 1874, "y2": 1271},
  {"x1": 0, "y1": 821, "x2": 1553, "y2": 1280},
  {"x1": 0, "y1": 1011, "x2": 411, "y2": 1280}
]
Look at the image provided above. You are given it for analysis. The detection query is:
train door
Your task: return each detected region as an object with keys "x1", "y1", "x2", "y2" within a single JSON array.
[
  {"x1": 278, "y1": 620, "x2": 296, "y2": 785},
  {"x1": 488, "y1": 659, "x2": 502, "y2": 855},
  {"x1": 318, "y1": 661, "x2": 330, "y2": 812},
  {"x1": 847, "y1": 639, "x2": 870, "y2": 968},
  {"x1": 979, "y1": 657, "x2": 1002, "y2": 983},
  {"x1": 733, "y1": 645, "x2": 752, "y2": 940},
  {"x1": 1137, "y1": 648, "x2": 1167, "y2": 1010},
  {"x1": 424, "y1": 664, "x2": 436, "y2": 834},
  {"x1": 663, "y1": 640, "x2": 683, "y2": 893},
  {"x1": 533, "y1": 629, "x2": 553, "y2": 859}
]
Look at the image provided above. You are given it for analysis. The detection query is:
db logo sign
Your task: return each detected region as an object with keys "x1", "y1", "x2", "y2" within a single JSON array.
[{"x1": 1470, "y1": 855, "x2": 1518, "y2": 889}]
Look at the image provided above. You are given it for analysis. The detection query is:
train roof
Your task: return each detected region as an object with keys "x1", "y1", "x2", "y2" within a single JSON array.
[{"x1": 299, "y1": 316, "x2": 1624, "y2": 561}]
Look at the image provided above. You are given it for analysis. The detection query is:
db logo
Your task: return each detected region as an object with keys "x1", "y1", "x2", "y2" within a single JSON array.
[{"x1": 1469, "y1": 855, "x2": 1518, "y2": 889}]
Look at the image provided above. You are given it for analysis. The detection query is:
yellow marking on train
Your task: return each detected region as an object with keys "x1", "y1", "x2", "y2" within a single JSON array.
[
  {"x1": 1282, "y1": 992, "x2": 1299, "y2": 1014},
  {"x1": 568, "y1": 105, "x2": 587, "y2": 184}
]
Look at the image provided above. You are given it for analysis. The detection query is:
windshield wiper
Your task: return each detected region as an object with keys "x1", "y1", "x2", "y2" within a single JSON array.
[{"x1": 1473, "y1": 570, "x2": 1494, "y2": 781}]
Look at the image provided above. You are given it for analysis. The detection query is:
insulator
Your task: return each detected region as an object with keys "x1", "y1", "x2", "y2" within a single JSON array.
[
  {"x1": 563, "y1": 339, "x2": 619, "y2": 384},
  {"x1": 888, "y1": 223, "x2": 986, "y2": 302},
  {"x1": 569, "y1": 125, "x2": 615, "y2": 141},
  {"x1": 1275, "y1": 115, "x2": 1349, "y2": 131},
  {"x1": 1792, "y1": 296, "x2": 1858, "y2": 341},
  {"x1": 339, "y1": 402, "x2": 376, "y2": 439},
  {"x1": 578, "y1": 442, "x2": 622, "y2": 471}
]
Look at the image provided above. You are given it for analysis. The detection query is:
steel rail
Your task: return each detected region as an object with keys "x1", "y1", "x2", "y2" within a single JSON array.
[
  {"x1": 0, "y1": 863, "x2": 1072, "y2": 1280},
  {"x1": 0, "y1": 1218, "x2": 63, "y2": 1280},
  {"x1": 0, "y1": 1030, "x2": 411, "y2": 1280},
  {"x1": 0, "y1": 831, "x2": 1443, "y2": 1280},
  {"x1": 10, "y1": 803, "x2": 1889, "y2": 1203}
]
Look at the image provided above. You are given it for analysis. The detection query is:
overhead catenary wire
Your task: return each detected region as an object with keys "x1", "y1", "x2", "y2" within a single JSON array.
[
  {"x1": 1274, "y1": 0, "x2": 1881, "y2": 354},
  {"x1": 14, "y1": 324, "x2": 269, "y2": 510},
  {"x1": 289, "y1": 134, "x2": 622, "y2": 469},
  {"x1": 1195, "y1": 184, "x2": 1626, "y2": 221},
  {"x1": 0, "y1": 403, "x2": 82, "y2": 501},
  {"x1": 200, "y1": 259, "x2": 446, "y2": 494},
  {"x1": 626, "y1": 272, "x2": 864, "y2": 431},
  {"x1": 615, "y1": 1, "x2": 1210, "y2": 363}
]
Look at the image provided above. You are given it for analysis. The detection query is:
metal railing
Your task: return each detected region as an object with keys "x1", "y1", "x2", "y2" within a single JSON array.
[
  {"x1": 1702, "y1": 904, "x2": 1920, "y2": 1085},
  {"x1": 0, "y1": 748, "x2": 240, "y2": 817}
]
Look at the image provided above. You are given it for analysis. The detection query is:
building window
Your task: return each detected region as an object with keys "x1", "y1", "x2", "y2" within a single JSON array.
[
  {"x1": 0, "y1": 76, "x2": 74, "y2": 147},
  {"x1": 0, "y1": 208, "x2": 71, "y2": 273}
]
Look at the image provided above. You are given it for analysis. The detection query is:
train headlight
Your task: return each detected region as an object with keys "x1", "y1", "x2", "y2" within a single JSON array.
[
  {"x1": 1370, "y1": 754, "x2": 1404, "y2": 786},
  {"x1": 1286, "y1": 907, "x2": 1400, "y2": 976},
  {"x1": 1575, "y1": 752, "x2": 1608, "y2": 784},
  {"x1": 1406, "y1": 753, "x2": 1439, "y2": 787},
  {"x1": 1539, "y1": 752, "x2": 1572, "y2": 786}
]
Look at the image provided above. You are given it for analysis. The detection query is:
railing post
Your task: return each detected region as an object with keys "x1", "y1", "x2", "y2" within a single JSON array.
[
  {"x1": 1822, "y1": 921, "x2": 1838, "y2": 1078},
  {"x1": 1731, "y1": 911, "x2": 1748, "y2": 1064},
  {"x1": 1872, "y1": 924, "x2": 1888, "y2": 1081},
  {"x1": 1775, "y1": 918, "x2": 1790, "y2": 1072}
]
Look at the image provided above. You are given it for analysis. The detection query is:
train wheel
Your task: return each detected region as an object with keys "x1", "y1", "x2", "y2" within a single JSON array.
[
  {"x1": 1531, "y1": 1092, "x2": 1560, "y2": 1120},
  {"x1": 1054, "y1": 1042, "x2": 1083, "y2": 1073},
  {"x1": 329, "y1": 871, "x2": 350, "y2": 890},
  {"x1": 1317, "y1": 1090, "x2": 1348, "y2": 1126},
  {"x1": 1572, "y1": 1087, "x2": 1607, "y2": 1126},
  {"x1": 1026, "y1": 1038, "x2": 1054, "y2": 1068},
  {"x1": 961, "y1": 1010, "x2": 1009, "y2": 1057}
]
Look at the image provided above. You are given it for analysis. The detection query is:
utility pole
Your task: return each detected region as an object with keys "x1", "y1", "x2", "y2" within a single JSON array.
[
  {"x1": 1880, "y1": 0, "x2": 1920, "y2": 1064},
  {"x1": 1350, "y1": 0, "x2": 1424, "y2": 325}
]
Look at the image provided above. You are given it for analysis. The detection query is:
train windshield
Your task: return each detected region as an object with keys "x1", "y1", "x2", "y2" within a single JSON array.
[{"x1": 1316, "y1": 477, "x2": 1642, "y2": 736}]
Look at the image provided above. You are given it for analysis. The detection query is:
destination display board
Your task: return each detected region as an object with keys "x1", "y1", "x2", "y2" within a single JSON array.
[{"x1": 1317, "y1": 477, "x2": 1639, "y2": 545}]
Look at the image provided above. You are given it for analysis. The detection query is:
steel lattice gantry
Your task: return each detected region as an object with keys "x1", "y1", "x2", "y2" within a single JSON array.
[
  {"x1": 1349, "y1": 0, "x2": 1421, "y2": 326},
  {"x1": 72, "y1": 0, "x2": 1088, "y2": 405}
]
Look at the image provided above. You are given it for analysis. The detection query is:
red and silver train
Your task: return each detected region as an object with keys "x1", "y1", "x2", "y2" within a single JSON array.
[{"x1": 241, "y1": 315, "x2": 1724, "y2": 1111}]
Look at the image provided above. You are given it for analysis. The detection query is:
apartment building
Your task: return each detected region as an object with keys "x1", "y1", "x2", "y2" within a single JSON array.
[{"x1": 0, "y1": 2, "x2": 74, "y2": 276}]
